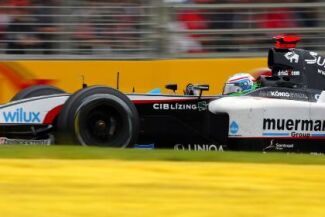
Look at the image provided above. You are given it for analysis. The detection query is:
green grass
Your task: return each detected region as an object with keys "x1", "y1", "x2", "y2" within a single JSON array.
[{"x1": 0, "y1": 145, "x2": 323, "y2": 165}]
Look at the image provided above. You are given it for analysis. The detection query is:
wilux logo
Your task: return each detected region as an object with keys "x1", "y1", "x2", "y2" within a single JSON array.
[{"x1": 3, "y1": 108, "x2": 41, "y2": 123}]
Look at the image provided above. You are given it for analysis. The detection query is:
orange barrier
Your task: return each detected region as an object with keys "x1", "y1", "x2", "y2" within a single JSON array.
[{"x1": 0, "y1": 58, "x2": 266, "y2": 102}]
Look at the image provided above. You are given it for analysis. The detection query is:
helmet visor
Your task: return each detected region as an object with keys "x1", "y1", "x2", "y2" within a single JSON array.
[{"x1": 223, "y1": 83, "x2": 242, "y2": 95}]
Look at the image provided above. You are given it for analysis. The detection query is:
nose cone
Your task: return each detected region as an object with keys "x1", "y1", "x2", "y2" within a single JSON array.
[
  {"x1": 209, "y1": 97, "x2": 230, "y2": 114},
  {"x1": 209, "y1": 96, "x2": 247, "y2": 114},
  {"x1": 209, "y1": 96, "x2": 262, "y2": 114}
]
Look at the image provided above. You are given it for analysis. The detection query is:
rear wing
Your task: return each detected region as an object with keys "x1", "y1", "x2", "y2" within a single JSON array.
[{"x1": 268, "y1": 35, "x2": 325, "y2": 90}]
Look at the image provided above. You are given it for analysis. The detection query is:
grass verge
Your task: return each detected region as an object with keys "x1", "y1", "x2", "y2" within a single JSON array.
[{"x1": 0, "y1": 145, "x2": 323, "y2": 165}]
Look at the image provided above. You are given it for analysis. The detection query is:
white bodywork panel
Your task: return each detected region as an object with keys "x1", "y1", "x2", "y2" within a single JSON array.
[
  {"x1": 209, "y1": 96, "x2": 325, "y2": 139},
  {"x1": 0, "y1": 95, "x2": 69, "y2": 124},
  {"x1": 0, "y1": 94, "x2": 209, "y2": 125}
]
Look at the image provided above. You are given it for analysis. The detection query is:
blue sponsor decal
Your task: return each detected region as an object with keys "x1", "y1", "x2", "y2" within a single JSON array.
[
  {"x1": 262, "y1": 132, "x2": 290, "y2": 136},
  {"x1": 3, "y1": 108, "x2": 41, "y2": 123},
  {"x1": 230, "y1": 121, "x2": 239, "y2": 134},
  {"x1": 134, "y1": 144, "x2": 155, "y2": 149},
  {"x1": 311, "y1": 133, "x2": 325, "y2": 137}
]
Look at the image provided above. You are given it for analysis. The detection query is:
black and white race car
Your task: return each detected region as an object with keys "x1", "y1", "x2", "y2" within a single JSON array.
[{"x1": 2, "y1": 35, "x2": 325, "y2": 152}]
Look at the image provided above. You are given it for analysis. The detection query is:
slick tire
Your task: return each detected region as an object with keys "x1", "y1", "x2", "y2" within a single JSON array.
[
  {"x1": 11, "y1": 85, "x2": 65, "y2": 101},
  {"x1": 56, "y1": 86, "x2": 139, "y2": 147}
]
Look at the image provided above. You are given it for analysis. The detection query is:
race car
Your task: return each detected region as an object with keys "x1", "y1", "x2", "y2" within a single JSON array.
[{"x1": 2, "y1": 34, "x2": 325, "y2": 152}]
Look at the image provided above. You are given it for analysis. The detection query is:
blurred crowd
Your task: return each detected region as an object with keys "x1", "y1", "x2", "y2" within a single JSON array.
[
  {"x1": 71, "y1": 0, "x2": 145, "y2": 54},
  {"x1": 0, "y1": 0, "x2": 145, "y2": 54},
  {"x1": 169, "y1": 0, "x2": 319, "y2": 53},
  {"x1": 0, "y1": 0, "x2": 62, "y2": 54},
  {"x1": 0, "y1": 0, "x2": 61, "y2": 54},
  {"x1": 0, "y1": 0, "x2": 321, "y2": 55}
]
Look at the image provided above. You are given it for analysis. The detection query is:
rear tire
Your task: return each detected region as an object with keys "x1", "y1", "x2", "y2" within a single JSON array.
[
  {"x1": 56, "y1": 86, "x2": 139, "y2": 147},
  {"x1": 11, "y1": 85, "x2": 65, "y2": 101}
]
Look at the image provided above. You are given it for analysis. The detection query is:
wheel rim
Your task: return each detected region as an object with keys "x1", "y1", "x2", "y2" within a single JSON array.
[{"x1": 80, "y1": 104, "x2": 125, "y2": 146}]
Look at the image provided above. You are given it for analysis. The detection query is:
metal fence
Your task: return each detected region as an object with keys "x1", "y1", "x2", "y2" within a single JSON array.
[{"x1": 0, "y1": 0, "x2": 325, "y2": 59}]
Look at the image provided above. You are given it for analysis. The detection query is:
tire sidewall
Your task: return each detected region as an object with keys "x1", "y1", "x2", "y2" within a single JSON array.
[
  {"x1": 57, "y1": 86, "x2": 139, "y2": 147},
  {"x1": 74, "y1": 94, "x2": 135, "y2": 147}
]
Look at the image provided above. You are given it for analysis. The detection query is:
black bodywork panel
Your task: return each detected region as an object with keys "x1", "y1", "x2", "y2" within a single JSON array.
[
  {"x1": 268, "y1": 47, "x2": 325, "y2": 90},
  {"x1": 133, "y1": 97, "x2": 229, "y2": 150}
]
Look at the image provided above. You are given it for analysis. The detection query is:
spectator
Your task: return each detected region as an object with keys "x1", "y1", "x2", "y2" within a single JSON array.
[
  {"x1": 5, "y1": 0, "x2": 41, "y2": 54},
  {"x1": 33, "y1": 0, "x2": 60, "y2": 54},
  {"x1": 254, "y1": 8, "x2": 300, "y2": 29},
  {"x1": 70, "y1": 0, "x2": 99, "y2": 54},
  {"x1": 176, "y1": 7, "x2": 209, "y2": 53},
  {"x1": 0, "y1": 0, "x2": 11, "y2": 50},
  {"x1": 71, "y1": 0, "x2": 147, "y2": 55},
  {"x1": 167, "y1": 21, "x2": 203, "y2": 53}
]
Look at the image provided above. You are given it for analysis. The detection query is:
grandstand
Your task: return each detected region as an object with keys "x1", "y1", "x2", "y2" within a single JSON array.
[{"x1": 0, "y1": 0, "x2": 324, "y2": 59}]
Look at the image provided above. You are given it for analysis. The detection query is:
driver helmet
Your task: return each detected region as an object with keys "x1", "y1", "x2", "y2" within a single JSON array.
[{"x1": 223, "y1": 73, "x2": 257, "y2": 95}]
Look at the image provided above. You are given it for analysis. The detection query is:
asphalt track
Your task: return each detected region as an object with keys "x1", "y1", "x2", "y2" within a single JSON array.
[{"x1": 0, "y1": 159, "x2": 324, "y2": 217}]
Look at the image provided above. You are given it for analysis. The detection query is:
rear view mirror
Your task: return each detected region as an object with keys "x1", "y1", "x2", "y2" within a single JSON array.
[
  {"x1": 193, "y1": 84, "x2": 209, "y2": 99},
  {"x1": 193, "y1": 84, "x2": 209, "y2": 91},
  {"x1": 165, "y1": 84, "x2": 178, "y2": 93}
]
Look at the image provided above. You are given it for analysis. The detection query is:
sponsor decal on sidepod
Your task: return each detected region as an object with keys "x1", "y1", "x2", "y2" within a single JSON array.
[
  {"x1": 263, "y1": 118, "x2": 325, "y2": 137},
  {"x1": 174, "y1": 144, "x2": 224, "y2": 151},
  {"x1": 318, "y1": 69, "x2": 325, "y2": 76},
  {"x1": 0, "y1": 137, "x2": 51, "y2": 145},
  {"x1": 305, "y1": 52, "x2": 325, "y2": 77},
  {"x1": 277, "y1": 70, "x2": 300, "y2": 76},
  {"x1": 263, "y1": 139, "x2": 295, "y2": 151},
  {"x1": 284, "y1": 51, "x2": 299, "y2": 63},
  {"x1": 269, "y1": 91, "x2": 308, "y2": 100},
  {"x1": 153, "y1": 101, "x2": 208, "y2": 111},
  {"x1": 305, "y1": 51, "x2": 324, "y2": 65},
  {"x1": 229, "y1": 121, "x2": 239, "y2": 135},
  {"x1": 2, "y1": 108, "x2": 41, "y2": 123}
]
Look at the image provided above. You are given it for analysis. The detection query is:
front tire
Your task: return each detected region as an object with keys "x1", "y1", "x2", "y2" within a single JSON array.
[
  {"x1": 11, "y1": 85, "x2": 65, "y2": 101},
  {"x1": 57, "y1": 86, "x2": 139, "y2": 147}
]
